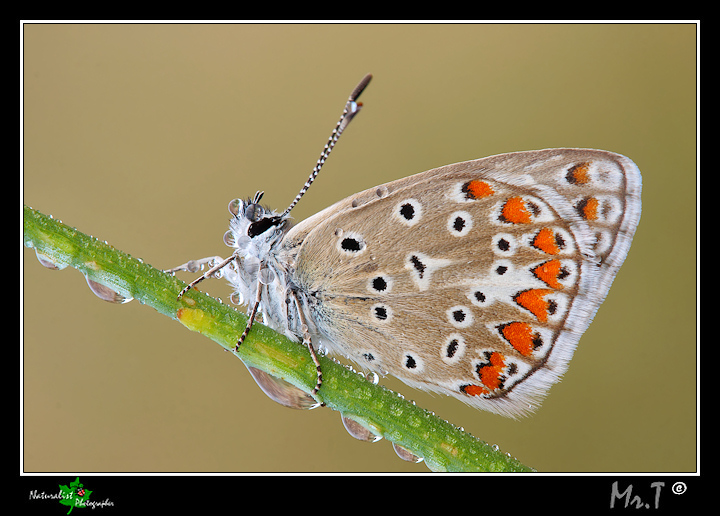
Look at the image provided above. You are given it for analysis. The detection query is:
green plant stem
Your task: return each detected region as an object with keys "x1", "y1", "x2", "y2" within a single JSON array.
[{"x1": 23, "y1": 205, "x2": 534, "y2": 472}]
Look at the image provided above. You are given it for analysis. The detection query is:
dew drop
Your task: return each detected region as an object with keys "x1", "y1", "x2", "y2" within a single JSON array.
[
  {"x1": 223, "y1": 230, "x2": 236, "y2": 247},
  {"x1": 365, "y1": 371, "x2": 380, "y2": 385},
  {"x1": 183, "y1": 260, "x2": 203, "y2": 273},
  {"x1": 341, "y1": 415, "x2": 382, "y2": 442},
  {"x1": 208, "y1": 257, "x2": 228, "y2": 279},
  {"x1": 258, "y1": 267, "x2": 276, "y2": 285},
  {"x1": 245, "y1": 366, "x2": 317, "y2": 410},
  {"x1": 235, "y1": 235, "x2": 252, "y2": 252},
  {"x1": 230, "y1": 292, "x2": 243, "y2": 305},
  {"x1": 244, "y1": 203, "x2": 264, "y2": 221},
  {"x1": 34, "y1": 249, "x2": 67, "y2": 270},
  {"x1": 85, "y1": 275, "x2": 133, "y2": 304},
  {"x1": 228, "y1": 198, "x2": 241, "y2": 216},
  {"x1": 392, "y1": 443, "x2": 424, "y2": 463},
  {"x1": 244, "y1": 258, "x2": 260, "y2": 280}
]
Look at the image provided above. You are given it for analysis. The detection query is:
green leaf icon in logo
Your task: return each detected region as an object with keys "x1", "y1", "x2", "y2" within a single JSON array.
[{"x1": 58, "y1": 477, "x2": 92, "y2": 514}]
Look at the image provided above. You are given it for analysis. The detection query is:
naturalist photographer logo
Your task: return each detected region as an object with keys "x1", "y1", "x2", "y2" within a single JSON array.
[{"x1": 28, "y1": 477, "x2": 114, "y2": 513}]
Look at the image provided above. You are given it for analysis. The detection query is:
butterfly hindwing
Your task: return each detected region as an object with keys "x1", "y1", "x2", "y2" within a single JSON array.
[{"x1": 283, "y1": 149, "x2": 641, "y2": 417}]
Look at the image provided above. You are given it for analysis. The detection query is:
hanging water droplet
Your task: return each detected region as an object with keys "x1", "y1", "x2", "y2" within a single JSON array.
[
  {"x1": 392, "y1": 442, "x2": 424, "y2": 463},
  {"x1": 341, "y1": 415, "x2": 382, "y2": 442},
  {"x1": 244, "y1": 203, "x2": 264, "y2": 222},
  {"x1": 207, "y1": 259, "x2": 220, "y2": 276},
  {"x1": 258, "y1": 267, "x2": 275, "y2": 285},
  {"x1": 37, "y1": 257, "x2": 59, "y2": 270},
  {"x1": 33, "y1": 249, "x2": 67, "y2": 270},
  {"x1": 228, "y1": 198, "x2": 241, "y2": 216},
  {"x1": 365, "y1": 371, "x2": 380, "y2": 385},
  {"x1": 184, "y1": 260, "x2": 203, "y2": 273},
  {"x1": 245, "y1": 366, "x2": 317, "y2": 410},
  {"x1": 235, "y1": 235, "x2": 252, "y2": 252},
  {"x1": 85, "y1": 275, "x2": 133, "y2": 304},
  {"x1": 223, "y1": 230, "x2": 236, "y2": 247},
  {"x1": 230, "y1": 292, "x2": 243, "y2": 305},
  {"x1": 243, "y1": 256, "x2": 260, "y2": 276}
]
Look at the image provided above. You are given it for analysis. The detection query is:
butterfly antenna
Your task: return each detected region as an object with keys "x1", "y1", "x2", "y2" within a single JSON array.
[{"x1": 281, "y1": 73, "x2": 372, "y2": 218}]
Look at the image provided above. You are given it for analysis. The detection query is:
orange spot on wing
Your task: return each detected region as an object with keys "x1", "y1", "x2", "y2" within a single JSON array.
[
  {"x1": 478, "y1": 352, "x2": 506, "y2": 390},
  {"x1": 462, "y1": 384, "x2": 488, "y2": 397},
  {"x1": 578, "y1": 197, "x2": 599, "y2": 221},
  {"x1": 532, "y1": 227, "x2": 560, "y2": 254},
  {"x1": 514, "y1": 289, "x2": 554, "y2": 322},
  {"x1": 462, "y1": 180, "x2": 494, "y2": 199},
  {"x1": 566, "y1": 162, "x2": 591, "y2": 184},
  {"x1": 532, "y1": 259, "x2": 565, "y2": 289},
  {"x1": 501, "y1": 197, "x2": 532, "y2": 224},
  {"x1": 499, "y1": 321, "x2": 538, "y2": 356}
]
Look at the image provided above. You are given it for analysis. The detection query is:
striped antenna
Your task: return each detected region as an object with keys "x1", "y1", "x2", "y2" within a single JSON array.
[{"x1": 281, "y1": 73, "x2": 372, "y2": 218}]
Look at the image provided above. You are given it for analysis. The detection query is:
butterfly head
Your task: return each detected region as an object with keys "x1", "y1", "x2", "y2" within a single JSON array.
[
  {"x1": 228, "y1": 192, "x2": 290, "y2": 247},
  {"x1": 226, "y1": 192, "x2": 290, "y2": 258}
]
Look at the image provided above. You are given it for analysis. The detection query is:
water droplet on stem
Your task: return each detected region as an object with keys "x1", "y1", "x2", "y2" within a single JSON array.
[
  {"x1": 341, "y1": 415, "x2": 382, "y2": 442},
  {"x1": 33, "y1": 249, "x2": 67, "y2": 270},
  {"x1": 85, "y1": 275, "x2": 133, "y2": 304},
  {"x1": 392, "y1": 442, "x2": 424, "y2": 463},
  {"x1": 246, "y1": 366, "x2": 318, "y2": 410}
]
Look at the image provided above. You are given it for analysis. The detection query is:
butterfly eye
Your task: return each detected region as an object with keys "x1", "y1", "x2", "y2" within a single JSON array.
[{"x1": 248, "y1": 214, "x2": 284, "y2": 238}]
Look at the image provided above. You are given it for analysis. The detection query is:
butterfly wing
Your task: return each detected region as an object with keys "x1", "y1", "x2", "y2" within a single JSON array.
[{"x1": 282, "y1": 149, "x2": 641, "y2": 417}]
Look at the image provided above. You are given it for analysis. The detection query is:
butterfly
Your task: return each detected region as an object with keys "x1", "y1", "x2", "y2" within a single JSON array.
[{"x1": 169, "y1": 74, "x2": 642, "y2": 418}]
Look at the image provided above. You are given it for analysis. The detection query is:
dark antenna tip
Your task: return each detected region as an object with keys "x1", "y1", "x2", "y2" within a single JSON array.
[
  {"x1": 350, "y1": 74, "x2": 372, "y2": 102},
  {"x1": 281, "y1": 74, "x2": 373, "y2": 218}
]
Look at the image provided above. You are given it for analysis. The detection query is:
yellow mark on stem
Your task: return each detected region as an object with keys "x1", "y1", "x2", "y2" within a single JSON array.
[{"x1": 176, "y1": 307, "x2": 213, "y2": 332}]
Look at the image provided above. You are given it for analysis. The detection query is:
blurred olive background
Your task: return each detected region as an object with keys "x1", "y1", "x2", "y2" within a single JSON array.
[{"x1": 22, "y1": 23, "x2": 696, "y2": 473}]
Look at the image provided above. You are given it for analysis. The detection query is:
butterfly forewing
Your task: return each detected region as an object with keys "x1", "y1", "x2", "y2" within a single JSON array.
[{"x1": 282, "y1": 149, "x2": 641, "y2": 417}]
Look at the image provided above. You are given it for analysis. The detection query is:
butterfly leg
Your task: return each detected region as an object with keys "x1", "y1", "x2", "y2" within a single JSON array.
[
  {"x1": 289, "y1": 291, "x2": 323, "y2": 395},
  {"x1": 235, "y1": 279, "x2": 262, "y2": 352},
  {"x1": 166, "y1": 253, "x2": 237, "y2": 300},
  {"x1": 164, "y1": 255, "x2": 223, "y2": 275}
]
